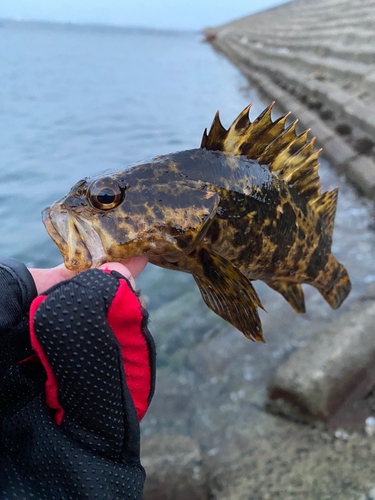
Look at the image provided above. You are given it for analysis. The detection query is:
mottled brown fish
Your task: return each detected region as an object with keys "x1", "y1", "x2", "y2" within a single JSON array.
[{"x1": 43, "y1": 103, "x2": 351, "y2": 342}]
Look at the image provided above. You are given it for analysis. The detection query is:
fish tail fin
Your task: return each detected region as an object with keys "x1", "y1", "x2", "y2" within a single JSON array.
[
  {"x1": 201, "y1": 103, "x2": 324, "y2": 205},
  {"x1": 318, "y1": 262, "x2": 351, "y2": 310}
]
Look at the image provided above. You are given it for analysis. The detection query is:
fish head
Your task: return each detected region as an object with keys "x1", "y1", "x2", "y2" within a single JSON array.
[{"x1": 43, "y1": 162, "x2": 220, "y2": 270}]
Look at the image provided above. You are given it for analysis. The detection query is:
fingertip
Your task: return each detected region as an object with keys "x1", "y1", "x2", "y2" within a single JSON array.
[
  {"x1": 99, "y1": 263, "x2": 136, "y2": 289},
  {"x1": 99, "y1": 262, "x2": 132, "y2": 277},
  {"x1": 120, "y1": 256, "x2": 148, "y2": 278}
]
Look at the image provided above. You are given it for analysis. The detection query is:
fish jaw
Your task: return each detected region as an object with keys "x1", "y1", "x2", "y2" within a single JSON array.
[
  {"x1": 71, "y1": 215, "x2": 109, "y2": 268},
  {"x1": 42, "y1": 202, "x2": 107, "y2": 271}
]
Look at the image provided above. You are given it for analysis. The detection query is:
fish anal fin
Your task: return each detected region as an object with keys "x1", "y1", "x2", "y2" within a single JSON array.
[
  {"x1": 265, "y1": 281, "x2": 306, "y2": 313},
  {"x1": 179, "y1": 245, "x2": 266, "y2": 342}
]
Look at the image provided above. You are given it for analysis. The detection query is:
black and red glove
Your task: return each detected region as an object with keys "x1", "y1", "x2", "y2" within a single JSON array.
[{"x1": 0, "y1": 264, "x2": 155, "y2": 500}]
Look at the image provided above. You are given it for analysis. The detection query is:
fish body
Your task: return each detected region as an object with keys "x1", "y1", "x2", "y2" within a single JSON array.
[{"x1": 43, "y1": 104, "x2": 351, "y2": 341}]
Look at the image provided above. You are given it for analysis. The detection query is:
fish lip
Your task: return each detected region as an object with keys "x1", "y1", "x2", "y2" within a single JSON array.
[
  {"x1": 42, "y1": 204, "x2": 95, "y2": 271},
  {"x1": 42, "y1": 206, "x2": 69, "y2": 252},
  {"x1": 70, "y1": 214, "x2": 108, "y2": 268}
]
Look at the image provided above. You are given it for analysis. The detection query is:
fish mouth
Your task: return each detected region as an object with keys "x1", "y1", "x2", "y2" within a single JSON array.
[{"x1": 42, "y1": 203, "x2": 107, "y2": 271}]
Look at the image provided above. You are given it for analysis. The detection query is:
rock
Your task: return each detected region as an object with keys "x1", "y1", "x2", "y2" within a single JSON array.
[
  {"x1": 141, "y1": 434, "x2": 209, "y2": 500},
  {"x1": 346, "y1": 156, "x2": 375, "y2": 197},
  {"x1": 267, "y1": 294, "x2": 375, "y2": 425},
  {"x1": 207, "y1": 425, "x2": 375, "y2": 500},
  {"x1": 323, "y1": 135, "x2": 357, "y2": 168}
]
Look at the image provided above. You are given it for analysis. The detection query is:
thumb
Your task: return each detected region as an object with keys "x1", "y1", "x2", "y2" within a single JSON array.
[{"x1": 99, "y1": 262, "x2": 136, "y2": 290}]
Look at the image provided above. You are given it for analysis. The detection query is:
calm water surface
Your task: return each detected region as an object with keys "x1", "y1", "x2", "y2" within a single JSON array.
[{"x1": 1, "y1": 20, "x2": 374, "y2": 323}]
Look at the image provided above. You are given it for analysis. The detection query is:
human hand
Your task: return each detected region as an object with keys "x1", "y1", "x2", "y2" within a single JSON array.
[
  {"x1": 0, "y1": 261, "x2": 155, "y2": 498},
  {"x1": 29, "y1": 263, "x2": 155, "y2": 454},
  {"x1": 28, "y1": 255, "x2": 148, "y2": 294}
]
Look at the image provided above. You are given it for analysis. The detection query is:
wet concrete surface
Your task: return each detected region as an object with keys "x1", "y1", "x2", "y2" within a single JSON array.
[{"x1": 267, "y1": 285, "x2": 375, "y2": 428}]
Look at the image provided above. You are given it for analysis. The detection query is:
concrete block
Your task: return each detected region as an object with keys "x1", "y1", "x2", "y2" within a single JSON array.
[
  {"x1": 286, "y1": 108, "x2": 336, "y2": 144},
  {"x1": 267, "y1": 298, "x2": 375, "y2": 424},
  {"x1": 323, "y1": 135, "x2": 357, "y2": 167},
  {"x1": 346, "y1": 155, "x2": 375, "y2": 197},
  {"x1": 212, "y1": 25, "x2": 375, "y2": 204},
  {"x1": 309, "y1": 118, "x2": 337, "y2": 146},
  {"x1": 142, "y1": 434, "x2": 209, "y2": 500},
  {"x1": 363, "y1": 70, "x2": 375, "y2": 97},
  {"x1": 344, "y1": 99, "x2": 375, "y2": 136}
]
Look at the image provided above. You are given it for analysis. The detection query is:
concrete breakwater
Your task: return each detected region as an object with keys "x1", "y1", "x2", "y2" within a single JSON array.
[
  {"x1": 204, "y1": 0, "x2": 375, "y2": 198},
  {"x1": 201, "y1": 0, "x2": 375, "y2": 427}
]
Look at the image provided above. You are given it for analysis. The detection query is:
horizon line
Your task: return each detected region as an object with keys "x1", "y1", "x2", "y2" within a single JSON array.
[{"x1": 0, "y1": 17, "x2": 201, "y2": 34}]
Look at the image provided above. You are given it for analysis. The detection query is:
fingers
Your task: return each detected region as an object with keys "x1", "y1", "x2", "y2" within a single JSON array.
[
  {"x1": 119, "y1": 256, "x2": 148, "y2": 278},
  {"x1": 28, "y1": 264, "x2": 78, "y2": 295},
  {"x1": 29, "y1": 256, "x2": 148, "y2": 295}
]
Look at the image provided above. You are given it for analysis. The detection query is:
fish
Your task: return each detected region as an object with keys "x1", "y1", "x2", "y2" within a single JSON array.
[{"x1": 42, "y1": 102, "x2": 351, "y2": 342}]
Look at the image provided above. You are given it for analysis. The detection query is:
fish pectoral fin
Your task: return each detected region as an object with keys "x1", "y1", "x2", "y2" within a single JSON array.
[
  {"x1": 264, "y1": 281, "x2": 306, "y2": 313},
  {"x1": 163, "y1": 185, "x2": 220, "y2": 257},
  {"x1": 188, "y1": 246, "x2": 266, "y2": 342}
]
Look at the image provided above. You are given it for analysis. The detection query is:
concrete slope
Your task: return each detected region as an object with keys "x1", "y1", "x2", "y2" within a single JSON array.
[{"x1": 205, "y1": 0, "x2": 375, "y2": 198}]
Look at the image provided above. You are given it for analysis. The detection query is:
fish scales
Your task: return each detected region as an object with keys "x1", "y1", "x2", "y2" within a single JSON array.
[{"x1": 43, "y1": 103, "x2": 351, "y2": 342}]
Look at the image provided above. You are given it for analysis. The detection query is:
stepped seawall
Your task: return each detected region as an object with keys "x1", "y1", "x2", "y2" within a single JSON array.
[{"x1": 205, "y1": 0, "x2": 375, "y2": 198}]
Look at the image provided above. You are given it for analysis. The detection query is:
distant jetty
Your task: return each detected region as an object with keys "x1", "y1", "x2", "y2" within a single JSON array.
[{"x1": 204, "y1": 0, "x2": 375, "y2": 199}]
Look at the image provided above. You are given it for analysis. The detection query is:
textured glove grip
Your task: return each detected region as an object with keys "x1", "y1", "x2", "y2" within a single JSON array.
[{"x1": 29, "y1": 269, "x2": 155, "y2": 461}]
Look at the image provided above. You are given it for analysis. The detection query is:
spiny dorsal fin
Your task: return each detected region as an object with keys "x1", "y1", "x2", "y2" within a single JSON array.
[
  {"x1": 201, "y1": 103, "x2": 324, "y2": 204},
  {"x1": 201, "y1": 110, "x2": 227, "y2": 151}
]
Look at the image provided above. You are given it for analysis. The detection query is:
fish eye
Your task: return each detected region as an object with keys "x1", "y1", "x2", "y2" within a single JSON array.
[{"x1": 89, "y1": 179, "x2": 125, "y2": 211}]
